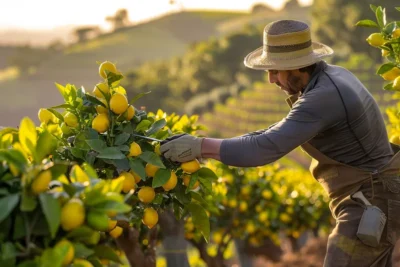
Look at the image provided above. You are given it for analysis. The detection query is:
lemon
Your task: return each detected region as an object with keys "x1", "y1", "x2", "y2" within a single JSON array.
[
  {"x1": 92, "y1": 113, "x2": 110, "y2": 133},
  {"x1": 262, "y1": 190, "x2": 273, "y2": 200},
  {"x1": 138, "y1": 186, "x2": 155, "y2": 203},
  {"x1": 228, "y1": 199, "x2": 237, "y2": 208},
  {"x1": 390, "y1": 135, "x2": 400, "y2": 145},
  {"x1": 279, "y1": 213, "x2": 291, "y2": 223},
  {"x1": 73, "y1": 259, "x2": 94, "y2": 267},
  {"x1": 382, "y1": 49, "x2": 390, "y2": 57},
  {"x1": 129, "y1": 170, "x2": 142, "y2": 183},
  {"x1": 64, "y1": 112, "x2": 79, "y2": 128},
  {"x1": 162, "y1": 171, "x2": 177, "y2": 191},
  {"x1": 110, "y1": 93, "x2": 128, "y2": 115},
  {"x1": 181, "y1": 159, "x2": 201, "y2": 174},
  {"x1": 393, "y1": 76, "x2": 400, "y2": 91},
  {"x1": 121, "y1": 171, "x2": 136, "y2": 193},
  {"x1": 142, "y1": 207, "x2": 158, "y2": 229},
  {"x1": 128, "y1": 142, "x2": 142, "y2": 157},
  {"x1": 93, "y1": 82, "x2": 110, "y2": 98},
  {"x1": 366, "y1": 33, "x2": 386, "y2": 47},
  {"x1": 61, "y1": 123, "x2": 72, "y2": 136},
  {"x1": 85, "y1": 231, "x2": 101, "y2": 245},
  {"x1": 381, "y1": 67, "x2": 400, "y2": 81},
  {"x1": 145, "y1": 163, "x2": 159, "y2": 178},
  {"x1": 182, "y1": 175, "x2": 200, "y2": 190},
  {"x1": 239, "y1": 201, "x2": 248, "y2": 212},
  {"x1": 99, "y1": 61, "x2": 117, "y2": 79},
  {"x1": 107, "y1": 219, "x2": 117, "y2": 231},
  {"x1": 61, "y1": 198, "x2": 85, "y2": 231},
  {"x1": 31, "y1": 170, "x2": 52, "y2": 195},
  {"x1": 240, "y1": 185, "x2": 251, "y2": 196},
  {"x1": 393, "y1": 29, "x2": 400, "y2": 39},
  {"x1": 109, "y1": 226, "x2": 123, "y2": 238},
  {"x1": 124, "y1": 105, "x2": 135, "y2": 121},
  {"x1": 55, "y1": 239, "x2": 74, "y2": 266},
  {"x1": 38, "y1": 108, "x2": 55, "y2": 124},
  {"x1": 95, "y1": 98, "x2": 108, "y2": 114},
  {"x1": 87, "y1": 211, "x2": 109, "y2": 231},
  {"x1": 259, "y1": 212, "x2": 269, "y2": 222},
  {"x1": 212, "y1": 232, "x2": 222, "y2": 244},
  {"x1": 154, "y1": 144, "x2": 161, "y2": 155}
]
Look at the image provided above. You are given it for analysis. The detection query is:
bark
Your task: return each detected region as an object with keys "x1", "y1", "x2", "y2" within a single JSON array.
[
  {"x1": 234, "y1": 239, "x2": 254, "y2": 267},
  {"x1": 243, "y1": 238, "x2": 283, "y2": 262},
  {"x1": 190, "y1": 239, "x2": 227, "y2": 267},
  {"x1": 158, "y1": 210, "x2": 190, "y2": 267},
  {"x1": 115, "y1": 221, "x2": 158, "y2": 267}
]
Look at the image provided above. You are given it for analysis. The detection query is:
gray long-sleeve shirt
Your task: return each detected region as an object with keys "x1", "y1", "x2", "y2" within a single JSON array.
[{"x1": 220, "y1": 61, "x2": 394, "y2": 171}]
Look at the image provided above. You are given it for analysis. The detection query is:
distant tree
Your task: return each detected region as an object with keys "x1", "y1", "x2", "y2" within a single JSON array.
[
  {"x1": 311, "y1": 0, "x2": 399, "y2": 62},
  {"x1": 283, "y1": 0, "x2": 300, "y2": 10},
  {"x1": 251, "y1": 3, "x2": 274, "y2": 14},
  {"x1": 73, "y1": 26, "x2": 100, "y2": 43},
  {"x1": 47, "y1": 39, "x2": 65, "y2": 51},
  {"x1": 106, "y1": 9, "x2": 130, "y2": 31}
]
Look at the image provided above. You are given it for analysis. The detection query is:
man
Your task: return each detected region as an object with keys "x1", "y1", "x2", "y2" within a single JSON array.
[{"x1": 160, "y1": 20, "x2": 400, "y2": 266}]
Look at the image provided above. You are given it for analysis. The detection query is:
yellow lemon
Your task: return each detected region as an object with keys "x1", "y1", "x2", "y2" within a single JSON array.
[
  {"x1": 228, "y1": 199, "x2": 237, "y2": 208},
  {"x1": 182, "y1": 175, "x2": 200, "y2": 190},
  {"x1": 382, "y1": 49, "x2": 390, "y2": 57},
  {"x1": 154, "y1": 144, "x2": 161, "y2": 155},
  {"x1": 138, "y1": 186, "x2": 155, "y2": 203},
  {"x1": 38, "y1": 108, "x2": 55, "y2": 124},
  {"x1": 31, "y1": 170, "x2": 52, "y2": 195},
  {"x1": 107, "y1": 219, "x2": 117, "y2": 231},
  {"x1": 381, "y1": 67, "x2": 400, "y2": 81},
  {"x1": 110, "y1": 93, "x2": 128, "y2": 115},
  {"x1": 142, "y1": 207, "x2": 158, "y2": 229},
  {"x1": 212, "y1": 232, "x2": 223, "y2": 244},
  {"x1": 181, "y1": 159, "x2": 201, "y2": 174},
  {"x1": 239, "y1": 201, "x2": 248, "y2": 212},
  {"x1": 55, "y1": 239, "x2": 74, "y2": 266},
  {"x1": 95, "y1": 98, "x2": 108, "y2": 114},
  {"x1": 393, "y1": 76, "x2": 400, "y2": 91},
  {"x1": 93, "y1": 82, "x2": 110, "y2": 98},
  {"x1": 145, "y1": 163, "x2": 159, "y2": 178},
  {"x1": 109, "y1": 226, "x2": 123, "y2": 238},
  {"x1": 124, "y1": 105, "x2": 135, "y2": 121},
  {"x1": 262, "y1": 190, "x2": 273, "y2": 200},
  {"x1": 128, "y1": 142, "x2": 142, "y2": 157},
  {"x1": 129, "y1": 170, "x2": 142, "y2": 183},
  {"x1": 64, "y1": 112, "x2": 79, "y2": 128},
  {"x1": 60, "y1": 123, "x2": 72, "y2": 136},
  {"x1": 259, "y1": 212, "x2": 269, "y2": 222},
  {"x1": 240, "y1": 185, "x2": 251, "y2": 196},
  {"x1": 121, "y1": 171, "x2": 136, "y2": 193},
  {"x1": 72, "y1": 259, "x2": 94, "y2": 267},
  {"x1": 390, "y1": 135, "x2": 400, "y2": 145},
  {"x1": 162, "y1": 171, "x2": 177, "y2": 191},
  {"x1": 99, "y1": 61, "x2": 117, "y2": 79},
  {"x1": 87, "y1": 211, "x2": 109, "y2": 231},
  {"x1": 279, "y1": 213, "x2": 291, "y2": 223},
  {"x1": 92, "y1": 113, "x2": 110, "y2": 133},
  {"x1": 393, "y1": 29, "x2": 400, "y2": 39},
  {"x1": 366, "y1": 33, "x2": 386, "y2": 47},
  {"x1": 60, "y1": 198, "x2": 85, "y2": 231}
]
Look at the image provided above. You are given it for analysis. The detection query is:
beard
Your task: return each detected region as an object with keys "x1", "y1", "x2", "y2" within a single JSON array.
[{"x1": 277, "y1": 71, "x2": 303, "y2": 95}]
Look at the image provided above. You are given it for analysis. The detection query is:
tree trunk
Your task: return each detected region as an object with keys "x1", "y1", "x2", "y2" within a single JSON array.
[
  {"x1": 234, "y1": 239, "x2": 253, "y2": 267},
  {"x1": 190, "y1": 239, "x2": 227, "y2": 267},
  {"x1": 158, "y1": 210, "x2": 190, "y2": 267},
  {"x1": 243, "y1": 237, "x2": 283, "y2": 263}
]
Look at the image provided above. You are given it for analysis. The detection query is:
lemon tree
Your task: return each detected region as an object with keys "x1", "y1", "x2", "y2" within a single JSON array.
[
  {"x1": 0, "y1": 118, "x2": 131, "y2": 267},
  {"x1": 357, "y1": 5, "x2": 400, "y2": 143},
  {"x1": 29, "y1": 61, "x2": 218, "y2": 266}
]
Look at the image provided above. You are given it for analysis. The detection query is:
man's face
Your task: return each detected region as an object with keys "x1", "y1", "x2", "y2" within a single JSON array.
[{"x1": 267, "y1": 69, "x2": 304, "y2": 95}]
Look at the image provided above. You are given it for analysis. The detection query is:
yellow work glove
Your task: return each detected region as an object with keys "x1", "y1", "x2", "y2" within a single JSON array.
[{"x1": 160, "y1": 134, "x2": 204, "y2": 162}]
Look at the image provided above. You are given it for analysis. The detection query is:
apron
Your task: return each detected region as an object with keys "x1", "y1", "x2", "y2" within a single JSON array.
[{"x1": 286, "y1": 95, "x2": 400, "y2": 266}]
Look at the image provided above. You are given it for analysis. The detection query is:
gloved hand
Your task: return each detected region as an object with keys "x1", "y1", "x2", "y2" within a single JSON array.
[{"x1": 160, "y1": 134, "x2": 204, "y2": 162}]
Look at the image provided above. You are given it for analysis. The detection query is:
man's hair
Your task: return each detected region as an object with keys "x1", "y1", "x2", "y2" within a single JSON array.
[{"x1": 299, "y1": 63, "x2": 317, "y2": 76}]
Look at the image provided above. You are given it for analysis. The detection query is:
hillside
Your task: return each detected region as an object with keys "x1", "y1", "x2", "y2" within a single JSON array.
[{"x1": 0, "y1": 8, "x2": 311, "y2": 127}]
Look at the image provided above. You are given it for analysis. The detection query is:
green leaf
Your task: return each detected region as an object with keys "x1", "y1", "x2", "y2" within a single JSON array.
[
  {"x1": 49, "y1": 104, "x2": 75, "y2": 110},
  {"x1": 93, "y1": 245, "x2": 122, "y2": 263},
  {"x1": 82, "y1": 163, "x2": 98, "y2": 179},
  {"x1": 174, "y1": 183, "x2": 191, "y2": 205},
  {"x1": 16, "y1": 260, "x2": 38, "y2": 267},
  {"x1": 152, "y1": 169, "x2": 171, "y2": 188},
  {"x1": 383, "y1": 21, "x2": 398, "y2": 35},
  {"x1": 92, "y1": 201, "x2": 131, "y2": 214},
  {"x1": 86, "y1": 139, "x2": 106, "y2": 152},
  {"x1": 112, "y1": 158, "x2": 130, "y2": 171},
  {"x1": 67, "y1": 225, "x2": 95, "y2": 239},
  {"x1": 0, "y1": 242, "x2": 16, "y2": 267},
  {"x1": 375, "y1": 6, "x2": 386, "y2": 28},
  {"x1": 18, "y1": 117, "x2": 37, "y2": 159},
  {"x1": 187, "y1": 202, "x2": 210, "y2": 242},
  {"x1": 135, "y1": 120, "x2": 152, "y2": 132},
  {"x1": 70, "y1": 148, "x2": 86, "y2": 160},
  {"x1": 190, "y1": 191, "x2": 208, "y2": 206},
  {"x1": 152, "y1": 194, "x2": 164, "y2": 205},
  {"x1": 85, "y1": 93, "x2": 106, "y2": 107},
  {"x1": 384, "y1": 83, "x2": 395, "y2": 91},
  {"x1": 396, "y1": 7, "x2": 400, "y2": 12},
  {"x1": 186, "y1": 172, "x2": 199, "y2": 194},
  {"x1": 114, "y1": 133, "x2": 130, "y2": 145},
  {"x1": 39, "y1": 193, "x2": 61, "y2": 239},
  {"x1": 129, "y1": 158, "x2": 146, "y2": 181},
  {"x1": 40, "y1": 245, "x2": 68, "y2": 267},
  {"x1": 36, "y1": 130, "x2": 58, "y2": 162},
  {"x1": 355, "y1": 20, "x2": 378, "y2": 28},
  {"x1": 370, "y1": 4, "x2": 378, "y2": 13},
  {"x1": 73, "y1": 243, "x2": 94, "y2": 258},
  {"x1": 198, "y1": 177, "x2": 212, "y2": 195},
  {"x1": 129, "y1": 91, "x2": 151, "y2": 105},
  {"x1": 55, "y1": 83, "x2": 67, "y2": 101},
  {"x1": 47, "y1": 109, "x2": 65, "y2": 123},
  {"x1": 97, "y1": 147, "x2": 126, "y2": 159},
  {"x1": 20, "y1": 191, "x2": 37, "y2": 212},
  {"x1": 376, "y1": 63, "x2": 396, "y2": 74},
  {"x1": 139, "y1": 151, "x2": 165, "y2": 168},
  {"x1": 197, "y1": 167, "x2": 218, "y2": 181},
  {"x1": 0, "y1": 194, "x2": 19, "y2": 223},
  {"x1": 146, "y1": 119, "x2": 167, "y2": 136}
]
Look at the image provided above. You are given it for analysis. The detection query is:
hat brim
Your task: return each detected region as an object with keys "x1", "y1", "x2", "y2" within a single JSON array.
[{"x1": 244, "y1": 42, "x2": 334, "y2": 71}]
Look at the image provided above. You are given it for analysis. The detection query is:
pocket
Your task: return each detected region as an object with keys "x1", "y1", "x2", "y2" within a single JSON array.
[{"x1": 387, "y1": 199, "x2": 400, "y2": 245}]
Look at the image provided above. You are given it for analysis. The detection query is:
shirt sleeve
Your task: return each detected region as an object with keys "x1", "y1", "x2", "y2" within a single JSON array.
[{"x1": 219, "y1": 88, "x2": 343, "y2": 167}]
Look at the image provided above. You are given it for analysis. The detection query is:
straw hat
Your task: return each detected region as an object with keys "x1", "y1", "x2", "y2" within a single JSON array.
[{"x1": 244, "y1": 20, "x2": 334, "y2": 70}]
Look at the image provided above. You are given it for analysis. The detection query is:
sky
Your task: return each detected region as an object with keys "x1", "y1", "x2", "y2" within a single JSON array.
[{"x1": 0, "y1": 0, "x2": 312, "y2": 31}]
